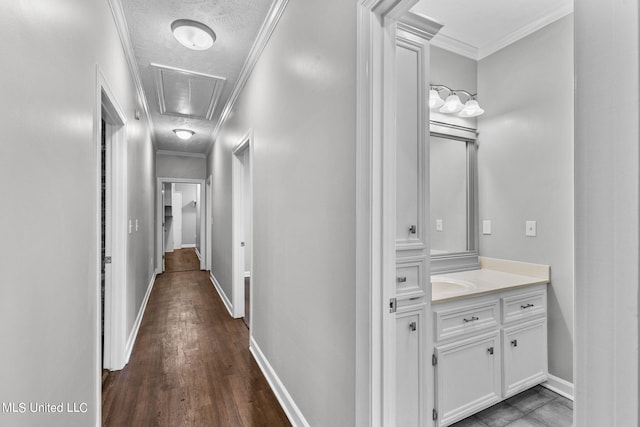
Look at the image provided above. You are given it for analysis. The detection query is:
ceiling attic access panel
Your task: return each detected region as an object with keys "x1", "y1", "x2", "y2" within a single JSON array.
[{"x1": 152, "y1": 63, "x2": 226, "y2": 120}]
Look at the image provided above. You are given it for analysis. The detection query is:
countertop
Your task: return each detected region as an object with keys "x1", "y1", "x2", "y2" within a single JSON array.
[{"x1": 432, "y1": 257, "x2": 550, "y2": 303}]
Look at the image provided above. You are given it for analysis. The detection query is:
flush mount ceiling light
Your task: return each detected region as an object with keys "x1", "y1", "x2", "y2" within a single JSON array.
[
  {"x1": 171, "y1": 19, "x2": 216, "y2": 51},
  {"x1": 173, "y1": 129, "x2": 195, "y2": 140},
  {"x1": 430, "y1": 85, "x2": 485, "y2": 117}
]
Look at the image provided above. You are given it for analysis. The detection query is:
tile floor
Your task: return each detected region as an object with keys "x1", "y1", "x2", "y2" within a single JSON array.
[{"x1": 450, "y1": 386, "x2": 573, "y2": 427}]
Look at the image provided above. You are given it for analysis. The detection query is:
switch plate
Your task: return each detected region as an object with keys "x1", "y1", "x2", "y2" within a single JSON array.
[
  {"x1": 128, "y1": 220, "x2": 132, "y2": 235},
  {"x1": 135, "y1": 219, "x2": 139, "y2": 232},
  {"x1": 525, "y1": 220, "x2": 537, "y2": 237},
  {"x1": 436, "y1": 219, "x2": 443, "y2": 232},
  {"x1": 483, "y1": 220, "x2": 492, "y2": 235}
]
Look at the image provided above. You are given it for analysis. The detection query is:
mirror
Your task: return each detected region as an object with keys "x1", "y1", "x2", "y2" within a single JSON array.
[{"x1": 429, "y1": 121, "x2": 479, "y2": 273}]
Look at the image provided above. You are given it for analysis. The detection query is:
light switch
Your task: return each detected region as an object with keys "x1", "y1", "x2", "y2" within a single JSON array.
[
  {"x1": 436, "y1": 219, "x2": 443, "y2": 232},
  {"x1": 128, "y1": 220, "x2": 132, "y2": 234},
  {"x1": 525, "y1": 220, "x2": 537, "y2": 237},
  {"x1": 483, "y1": 220, "x2": 492, "y2": 235}
]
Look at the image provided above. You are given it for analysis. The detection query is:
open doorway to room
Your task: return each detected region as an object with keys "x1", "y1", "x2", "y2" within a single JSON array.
[
  {"x1": 97, "y1": 69, "x2": 128, "y2": 378},
  {"x1": 232, "y1": 132, "x2": 252, "y2": 328},
  {"x1": 157, "y1": 178, "x2": 206, "y2": 274}
]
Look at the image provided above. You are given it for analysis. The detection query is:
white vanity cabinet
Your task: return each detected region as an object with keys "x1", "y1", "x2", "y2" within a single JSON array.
[{"x1": 433, "y1": 285, "x2": 548, "y2": 426}]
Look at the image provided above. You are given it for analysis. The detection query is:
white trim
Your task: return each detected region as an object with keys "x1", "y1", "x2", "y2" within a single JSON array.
[
  {"x1": 542, "y1": 374, "x2": 574, "y2": 401},
  {"x1": 209, "y1": 272, "x2": 233, "y2": 317},
  {"x1": 181, "y1": 244, "x2": 196, "y2": 248},
  {"x1": 195, "y1": 247, "x2": 201, "y2": 261},
  {"x1": 207, "y1": 0, "x2": 289, "y2": 155},
  {"x1": 231, "y1": 130, "x2": 252, "y2": 320},
  {"x1": 157, "y1": 150, "x2": 206, "y2": 159},
  {"x1": 106, "y1": 0, "x2": 156, "y2": 148},
  {"x1": 205, "y1": 174, "x2": 213, "y2": 271},
  {"x1": 249, "y1": 336, "x2": 310, "y2": 427},
  {"x1": 431, "y1": 33, "x2": 478, "y2": 60},
  {"x1": 477, "y1": 3, "x2": 573, "y2": 60},
  {"x1": 124, "y1": 272, "x2": 156, "y2": 364},
  {"x1": 244, "y1": 271, "x2": 251, "y2": 278}
]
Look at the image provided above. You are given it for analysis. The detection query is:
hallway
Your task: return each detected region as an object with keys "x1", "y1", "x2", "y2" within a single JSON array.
[{"x1": 102, "y1": 250, "x2": 290, "y2": 426}]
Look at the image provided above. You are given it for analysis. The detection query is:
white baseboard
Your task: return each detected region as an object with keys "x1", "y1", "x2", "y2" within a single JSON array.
[
  {"x1": 244, "y1": 271, "x2": 251, "y2": 278},
  {"x1": 249, "y1": 336, "x2": 309, "y2": 427},
  {"x1": 209, "y1": 272, "x2": 233, "y2": 317},
  {"x1": 542, "y1": 374, "x2": 574, "y2": 400},
  {"x1": 195, "y1": 247, "x2": 201, "y2": 261},
  {"x1": 181, "y1": 243, "x2": 196, "y2": 248},
  {"x1": 124, "y1": 272, "x2": 156, "y2": 364}
]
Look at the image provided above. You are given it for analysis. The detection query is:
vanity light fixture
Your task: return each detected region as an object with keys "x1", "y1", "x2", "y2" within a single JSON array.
[
  {"x1": 430, "y1": 85, "x2": 485, "y2": 117},
  {"x1": 171, "y1": 19, "x2": 216, "y2": 51},
  {"x1": 173, "y1": 129, "x2": 195, "y2": 140}
]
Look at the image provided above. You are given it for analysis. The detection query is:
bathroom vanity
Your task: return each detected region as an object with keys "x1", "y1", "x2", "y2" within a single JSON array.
[{"x1": 431, "y1": 257, "x2": 549, "y2": 426}]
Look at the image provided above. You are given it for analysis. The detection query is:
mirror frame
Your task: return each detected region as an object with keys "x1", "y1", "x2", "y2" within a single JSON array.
[{"x1": 429, "y1": 121, "x2": 480, "y2": 274}]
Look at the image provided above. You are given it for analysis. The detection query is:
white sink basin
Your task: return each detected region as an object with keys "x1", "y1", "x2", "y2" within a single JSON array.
[{"x1": 431, "y1": 277, "x2": 477, "y2": 295}]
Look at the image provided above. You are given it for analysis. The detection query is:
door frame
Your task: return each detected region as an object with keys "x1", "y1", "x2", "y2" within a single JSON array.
[
  {"x1": 95, "y1": 67, "x2": 128, "y2": 375},
  {"x1": 355, "y1": 1, "x2": 423, "y2": 426},
  {"x1": 206, "y1": 174, "x2": 213, "y2": 271},
  {"x1": 231, "y1": 130, "x2": 253, "y2": 320},
  {"x1": 156, "y1": 178, "x2": 206, "y2": 272}
]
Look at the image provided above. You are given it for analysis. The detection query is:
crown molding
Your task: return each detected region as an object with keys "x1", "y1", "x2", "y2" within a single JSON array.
[
  {"x1": 431, "y1": 33, "x2": 479, "y2": 60},
  {"x1": 429, "y1": 2, "x2": 573, "y2": 61},
  {"x1": 156, "y1": 150, "x2": 206, "y2": 159},
  {"x1": 106, "y1": 0, "x2": 157, "y2": 149},
  {"x1": 207, "y1": 0, "x2": 290, "y2": 156},
  {"x1": 478, "y1": 3, "x2": 574, "y2": 60},
  {"x1": 398, "y1": 12, "x2": 443, "y2": 42}
]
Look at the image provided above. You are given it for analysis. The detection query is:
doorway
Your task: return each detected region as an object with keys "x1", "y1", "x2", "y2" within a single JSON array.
[
  {"x1": 97, "y1": 68, "x2": 128, "y2": 374},
  {"x1": 232, "y1": 131, "x2": 253, "y2": 325},
  {"x1": 157, "y1": 178, "x2": 206, "y2": 273}
]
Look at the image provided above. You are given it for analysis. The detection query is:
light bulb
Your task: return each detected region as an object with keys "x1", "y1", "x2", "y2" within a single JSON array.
[
  {"x1": 173, "y1": 129, "x2": 195, "y2": 140},
  {"x1": 459, "y1": 99, "x2": 485, "y2": 117},
  {"x1": 439, "y1": 94, "x2": 464, "y2": 114},
  {"x1": 429, "y1": 89, "x2": 445, "y2": 109}
]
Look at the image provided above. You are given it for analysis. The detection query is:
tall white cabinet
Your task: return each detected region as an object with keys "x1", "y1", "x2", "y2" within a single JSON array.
[{"x1": 394, "y1": 13, "x2": 441, "y2": 427}]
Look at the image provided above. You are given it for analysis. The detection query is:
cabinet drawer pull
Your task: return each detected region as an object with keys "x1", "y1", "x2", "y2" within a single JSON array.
[
  {"x1": 463, "y1": 316, "x2": 479, "y2": 323},
  {"x1": 511, "y1": 339, "x2": 518, "y2": 347},
  {"x1": 397, "y1": 276, "x2": 407, "y2": 283},
  {"x1": 409, "y1": 297, "x2": 420, "y2": 300},
  {"x1": 409, "y1": 321, "x2": 417, "y2": 332},
  {"x1": 487, "y1": 347, "x2": 494, "y2": 355},
  {"x1": 520, "y1": 303, "x2": 534, "y2": 309}
]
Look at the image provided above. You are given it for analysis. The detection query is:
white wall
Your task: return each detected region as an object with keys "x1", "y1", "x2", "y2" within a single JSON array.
[
  {"x1": 574, "y1": 0, "x2": 639, "y2": 424},
  {"x1": 156, "y1": 153, "x2": 205, "y2": 179},
  {"x1": 206, "y1": 0, "x2": 357, "y2": 424},
  {"x1": 0, "y1": 1, "x2": 156, "y2": 425},
  {"x1": 477, "y1": 16, "x2": 574, "y2": 382}
]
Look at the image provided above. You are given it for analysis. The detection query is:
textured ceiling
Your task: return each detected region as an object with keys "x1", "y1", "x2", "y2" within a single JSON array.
[
  {"x1": 122, "y1": 0, "x2": 274, "y2": 153},
  {"x1": 411, "y1": 0, "x2": 573, "y2": 59}
]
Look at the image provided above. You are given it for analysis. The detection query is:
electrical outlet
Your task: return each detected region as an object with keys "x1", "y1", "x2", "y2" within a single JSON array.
[
  {"x1": 135, "y1": 219, "x2": 139, "y2": 232},
  {"x1": 525, "y1": 220, "x2": 537, "y2": 237},
  {"x1": 436, "y1": 219, "x2": 443, "y2": 232},
  {"x1": 483, "y1": 220, "x2": 492, "y2": 235},
  {"x1": 128, "y1": 220, "x2": 132, "y2": 235}
]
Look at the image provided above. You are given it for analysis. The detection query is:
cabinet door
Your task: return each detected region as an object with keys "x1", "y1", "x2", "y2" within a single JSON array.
[
  {"x1": 396, "y1": 306, "x2": 425, "y2": 427},
  {"x1": 435, "y1": 331, "x2": 501, "y2": 426},
  {"x1": 502, "y1": 318, "x2": 548, "y2": 398},
  {"x1": 395, "y1": 38, "x2": 426, "y2": 252}
]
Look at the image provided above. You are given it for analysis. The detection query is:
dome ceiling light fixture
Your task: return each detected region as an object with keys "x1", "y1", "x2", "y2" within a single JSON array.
[
  {"x1": 429, "y1": 84, "x2": 485, "y2": 117},
  {"x1": 173, "y1": 129, "x2": 195, "y2": 140},
  {"x1": 171, "y1": 19, "x2": 216, "y2": 51}
]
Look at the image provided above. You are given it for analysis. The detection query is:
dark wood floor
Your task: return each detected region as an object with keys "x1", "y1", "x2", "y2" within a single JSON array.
[
  {"x1": 102, "y1": 250, "x2": 290, "y2": 426},
  {"x1": 164, "y1": 248, "x2": 201, "y2": 272}
]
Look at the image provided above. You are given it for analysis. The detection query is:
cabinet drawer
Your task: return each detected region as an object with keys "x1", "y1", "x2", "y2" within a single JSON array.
[
  {"x1": 501, "y1": 290, "x2": 546, "y2": 324},
  {"x1": 396, "y1": 258, "x2": 425, "y2": 300},
  {"x1": 435, "y1": 300, "x2": 499, "y2": 342}
]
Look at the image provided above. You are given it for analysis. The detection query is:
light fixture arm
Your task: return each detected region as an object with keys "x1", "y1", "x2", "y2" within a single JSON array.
[{"x1": 430, "y1": 84, "x2": 478, "y2": 102}]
